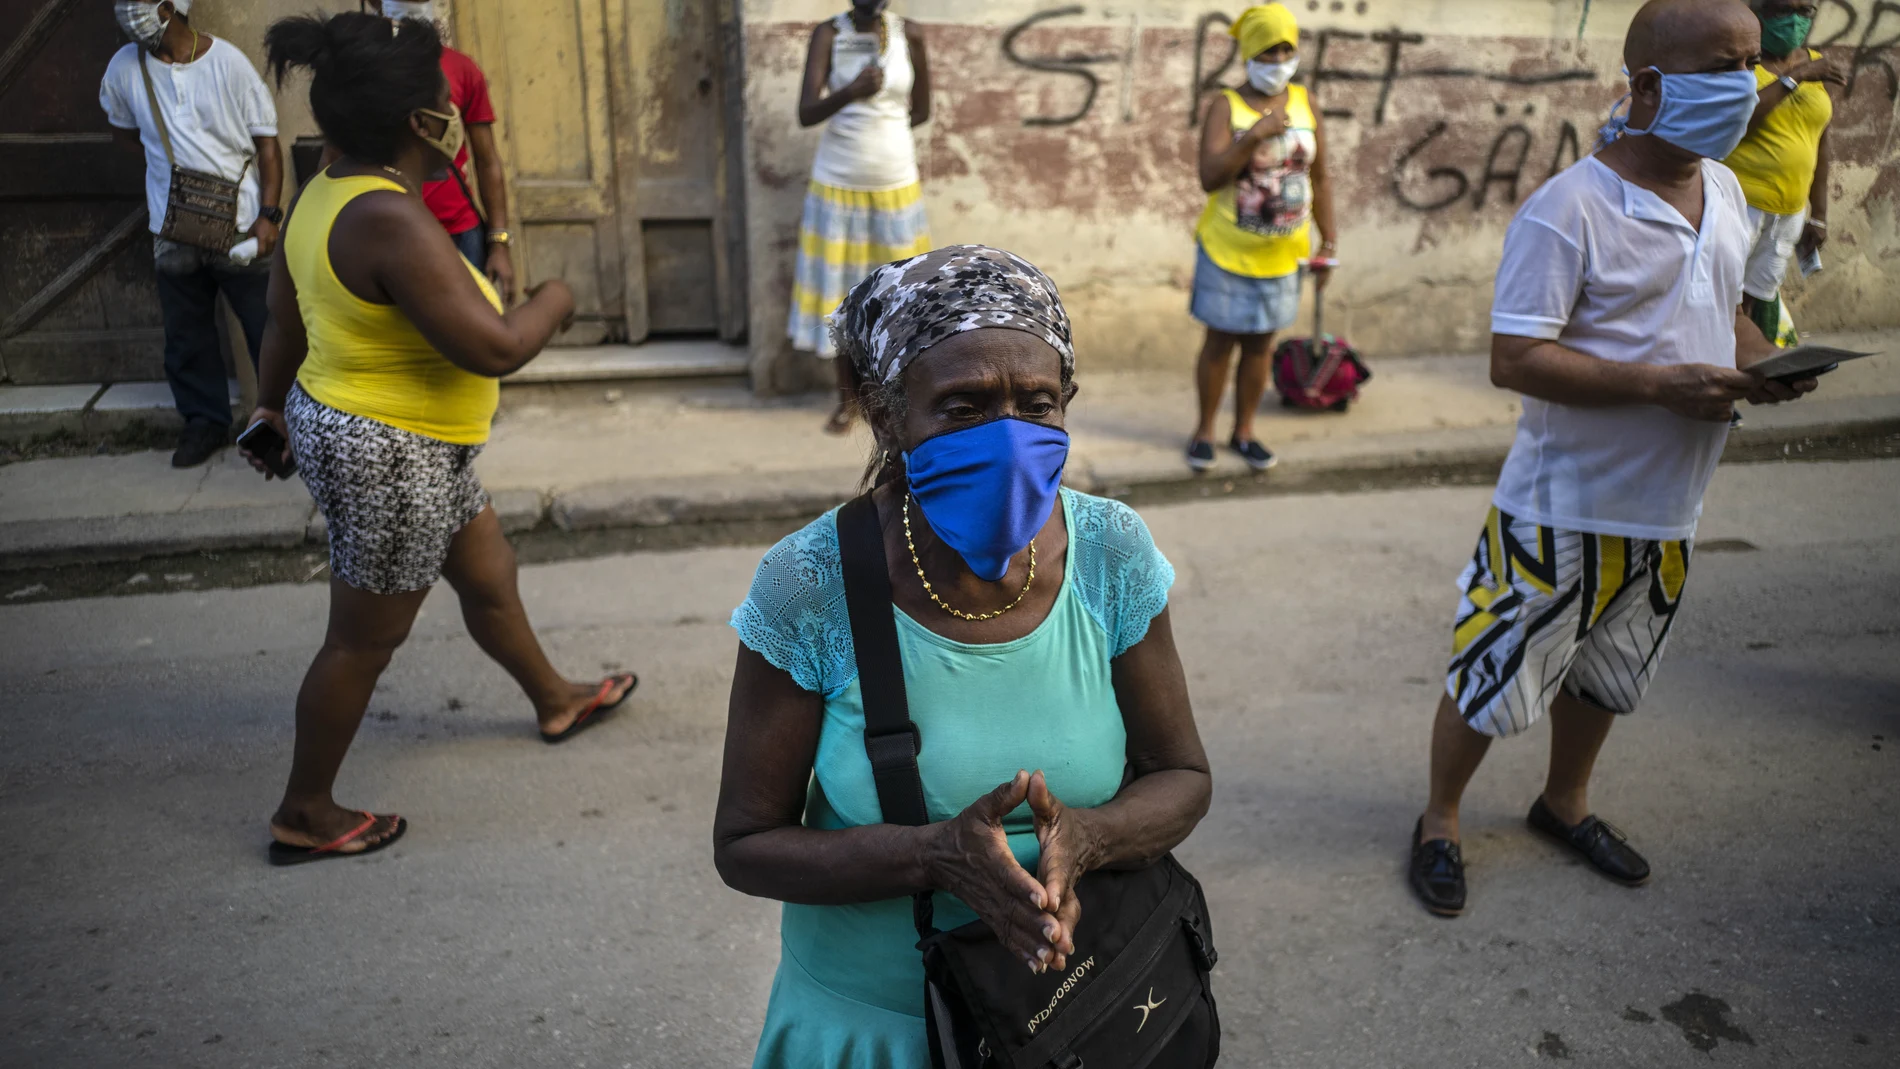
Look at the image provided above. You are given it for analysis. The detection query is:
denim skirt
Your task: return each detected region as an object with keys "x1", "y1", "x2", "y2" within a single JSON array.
[{"x1": 1189, "y1": 244, "x2": 1300, "y2": 336}]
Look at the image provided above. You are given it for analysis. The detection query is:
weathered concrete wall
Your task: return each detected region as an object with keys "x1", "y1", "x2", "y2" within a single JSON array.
[
  {"x1": 191, "y1": 1, "x2": 458, "y2": 201},
  {"x1": 741, "y1": 0, "x2": 1900, "y2": 385},
  {"x1": 187, "y1": 0, "x2": 338, "y2": 199}
]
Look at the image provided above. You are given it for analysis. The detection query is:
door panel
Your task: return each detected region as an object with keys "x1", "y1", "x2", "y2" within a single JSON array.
[
  {"x1": 642, "y1": 219, "x2": 717, "y2": 334},
  {"x1": 0, "y1": 0, "x2": 163, "y2": 384},
  {"x1": 455, "y1": 0, "x2": 747, "y2": 348},
  {"x1": 625, "y1": 0, "x2": 744, "y2": 338},
  {"x1": 458, "y1": 0, "x2": 627, "y2": 345}
]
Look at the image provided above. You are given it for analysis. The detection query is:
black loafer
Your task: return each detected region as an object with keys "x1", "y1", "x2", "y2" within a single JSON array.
[
  {"x1": 1527, "y1": 797, "x2": 1650, "y2": 886},
  {"x1": 171, "y1": 421, "x2": 228, "y2": 469},
  {"x1": 1409, "y1": 818, "x2": 1466, "y2": 917}
]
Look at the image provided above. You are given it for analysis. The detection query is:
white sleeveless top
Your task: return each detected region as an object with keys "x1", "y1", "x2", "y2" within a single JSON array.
[{"x1": 809, "y1": 12, "x2": 919, "y2": 192}]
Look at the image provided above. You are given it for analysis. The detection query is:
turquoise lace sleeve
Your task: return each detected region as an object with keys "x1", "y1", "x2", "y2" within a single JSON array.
[
  {"x1": 728, "y1": 511, "x2": 857, "y2": 698},
  {"x1": 1066, "y1": 490, "x2": 1176, "y2": 658}
]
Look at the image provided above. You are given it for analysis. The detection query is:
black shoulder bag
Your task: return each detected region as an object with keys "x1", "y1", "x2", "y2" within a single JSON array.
[{"x1": 837, "y1": 493, "x2": 1221, "y2": 1069}]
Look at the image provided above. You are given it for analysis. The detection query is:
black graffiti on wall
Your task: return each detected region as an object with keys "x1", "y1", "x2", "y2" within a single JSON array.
[
  {"x1": 1002, "y1": 5, "x2": 1121, "y2": 126},
  {"x1": 1188, "y1": 18, "x2": 1597, "y2": 128},
  {"x1": 1191, "y1": 12, "x2": 1238, "y2": 117},
  {"x1": 1001, "y1": 2, "x2": 1899, "y2": 214},
  {"x1": 1393, "y1": 119, "x2": 1582, "y2": 212},
  {"x1": 1003, "y1": 7, "x2": 1598, "y2": 130},
  {"x1": 1814, "y1": 0, "x2": 1900, "y2": 100}
]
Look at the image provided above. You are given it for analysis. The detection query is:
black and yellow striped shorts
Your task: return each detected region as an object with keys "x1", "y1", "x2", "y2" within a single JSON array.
[{"x1": 1446, "y1": 507, "x2": 1692, "y2": 738}]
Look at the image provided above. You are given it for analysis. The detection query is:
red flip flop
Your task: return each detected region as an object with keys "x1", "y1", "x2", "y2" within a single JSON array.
[
  {"x1": 268, "y1": 811, "x2": 406, "y2": 866},
  {"x1": 541, "y1": 673, "x2": 638, "y2": 745}
]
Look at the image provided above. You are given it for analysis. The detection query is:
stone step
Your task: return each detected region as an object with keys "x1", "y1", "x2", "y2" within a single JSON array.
[
  {"x1": 0, "y1": 385, "x2": 106, "y2": 439},
  {"x1": 502, "y1": 340, "x2": 750, "y2": 385},
  {"x1": 0, "y1": 340, "x2": 753, "y2": 442},
  {"x1": 0, "y1": 380, "x2": 244, "y2": 441}
]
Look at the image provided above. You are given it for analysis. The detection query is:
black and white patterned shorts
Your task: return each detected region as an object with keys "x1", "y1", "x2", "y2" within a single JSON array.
[{"x1": 287, "y1": 382, "x2": 489, "y2": 595}]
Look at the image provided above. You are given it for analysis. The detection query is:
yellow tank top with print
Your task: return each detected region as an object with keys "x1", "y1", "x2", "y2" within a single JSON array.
[
  {"x1": 1722, "y1": 50, "x2": 1832, "y2": 216},
  {"x1": 287, "y1": 172, "x2": 504, "y2": 446},
  {"x1": 1195, "y1": 85, "x2": 1316, "y2": 279}
]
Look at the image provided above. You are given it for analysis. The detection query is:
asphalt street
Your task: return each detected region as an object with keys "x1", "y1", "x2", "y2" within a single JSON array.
[{"x1": 2, "y1": 459, "x2": 1896, "y2": 1068}]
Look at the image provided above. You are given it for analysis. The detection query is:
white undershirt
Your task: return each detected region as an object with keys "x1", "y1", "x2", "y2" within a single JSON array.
[
  {"x1": 1490, "y1": 156, "x2": 1751, "y2": 541},
  {"x1": 809, "y1": 13, "x2": 919, "y2": 192},
  {"x1": 99, "y1": 38, "x2": 278, "y2": 236}
]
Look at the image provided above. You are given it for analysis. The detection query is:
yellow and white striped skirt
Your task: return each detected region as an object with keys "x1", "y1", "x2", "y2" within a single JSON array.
[{"x1": 787, "y1": 180, "x2": 931, "y2": 356}]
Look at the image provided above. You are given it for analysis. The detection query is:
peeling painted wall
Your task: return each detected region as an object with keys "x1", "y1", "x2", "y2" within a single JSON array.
[
  {"x1": 741, "y1": 0, "x2": 1900, "y2": 385},
  {"x1": 186, "y1": 1, "x2": 456, "y2": 195}
]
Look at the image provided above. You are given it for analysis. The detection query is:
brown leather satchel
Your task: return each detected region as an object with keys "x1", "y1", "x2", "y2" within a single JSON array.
[{"x1": 138, "y1": 51, "x2": 250, "y2": 252}]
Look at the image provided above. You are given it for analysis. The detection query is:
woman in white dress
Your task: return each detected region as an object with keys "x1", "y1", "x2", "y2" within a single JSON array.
[{"x1": 791, "y1": 0, "x2": 932, "y2": 433}]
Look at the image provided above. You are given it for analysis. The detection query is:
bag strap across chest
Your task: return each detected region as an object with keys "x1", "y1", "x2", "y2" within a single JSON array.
[
  {"x1": 837, "y1": 492, "x2": 939, "y2": 936},
  {"x1": 137, "y1": 51, "x2": 179, "y2": 168},
  {"x1": 137, "y1": 47, "x2": 253, "y2": 182}
]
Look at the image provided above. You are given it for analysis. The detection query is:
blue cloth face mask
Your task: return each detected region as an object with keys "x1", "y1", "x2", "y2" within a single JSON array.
[
  {"x1": 903, "y1": 418, "x2": 1070, "y2": 583},
  {"x1": 1599, "y1": 66, "x2": 1760, "y2": 159}
]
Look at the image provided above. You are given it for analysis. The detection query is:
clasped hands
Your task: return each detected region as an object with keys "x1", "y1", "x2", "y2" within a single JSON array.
[{"x1": 927, "y1": 770, "x2": 1098, "y2": 975}]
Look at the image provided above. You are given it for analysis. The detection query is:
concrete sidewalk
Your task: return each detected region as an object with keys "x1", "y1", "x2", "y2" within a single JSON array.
[{"x1": 3, "y1": 329, "x2": 1897, "y2": 568}]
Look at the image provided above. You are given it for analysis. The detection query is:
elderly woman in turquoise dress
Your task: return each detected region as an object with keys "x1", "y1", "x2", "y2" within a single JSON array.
[{"x1": 714, "y1": 245, "x2": 1214, "y2": 1067}]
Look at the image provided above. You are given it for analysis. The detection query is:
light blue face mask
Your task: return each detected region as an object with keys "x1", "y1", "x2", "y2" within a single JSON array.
[{"x1": 1598, "y1": 66, "x2": 1760, "y2": 159}]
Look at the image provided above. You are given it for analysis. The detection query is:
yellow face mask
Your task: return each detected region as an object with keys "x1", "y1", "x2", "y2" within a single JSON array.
[{"x1": 414, "y1": 102, "x2": 465, "y2": 165}]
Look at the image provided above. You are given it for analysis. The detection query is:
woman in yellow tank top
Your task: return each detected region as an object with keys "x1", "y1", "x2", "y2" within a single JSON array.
[
  {"x1": 1184, "y1": 4, "x2": 1337, "y2": 473},
  {"x1": 240, "y1": 11, "x2": 637, "y2": 864},
  {"x1": 1721, "y1": 1, "x2": 1844, "y2": 343}
]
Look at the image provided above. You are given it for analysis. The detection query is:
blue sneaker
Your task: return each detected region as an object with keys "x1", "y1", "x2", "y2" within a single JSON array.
[
  {"x1": 1229, "y1": 436, "x2": 1277, "y2": 472},
  {"x1": 1185, "y1": 438, "x2": 1215, "y2": 472}
]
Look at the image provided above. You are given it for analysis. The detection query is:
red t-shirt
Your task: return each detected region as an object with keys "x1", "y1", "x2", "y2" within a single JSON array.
[{"x1": 422, "y1": 48, "x2": 497, "y2": 235}]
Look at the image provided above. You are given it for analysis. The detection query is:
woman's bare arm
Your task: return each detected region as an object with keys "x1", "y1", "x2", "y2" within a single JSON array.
[
  {"x1": 256, "y1": 204, "x2": 309, "y2": 412},
  {"x1": 908, "y1": 25, "x2": 931, "y2": 127},
  {"x1": 328, "y1": 190, "x2": 570, "y2": 377},
  {"x1": 798, "y1": 22, "x2": 854, "y2": 128},
  {"x1": 712, "y1": 646, "x2": 934, "y2": 903},
  {"x1": 1804, "y1": 127, "x2": 1830, "y2": 250},
  {"x1": 713, "y1": 645, "x2": 1065, "y2": 967},
  {"x1": 1199, "y1": 93, "x2": 1285, "y2": 193},
  {"x1": 1309, "y1": 109, "x2": 1336, "y2": 247}
]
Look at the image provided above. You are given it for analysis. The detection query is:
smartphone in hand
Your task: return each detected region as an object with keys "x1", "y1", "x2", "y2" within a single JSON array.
[{"x1": 237, "y1": 419, "x2": 297, "y2": 479}]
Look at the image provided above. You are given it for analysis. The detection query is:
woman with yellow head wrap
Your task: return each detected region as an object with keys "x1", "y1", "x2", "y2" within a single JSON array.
[{"x1": 1183, "y1": 2, "x2": 1338, "y2": 474}]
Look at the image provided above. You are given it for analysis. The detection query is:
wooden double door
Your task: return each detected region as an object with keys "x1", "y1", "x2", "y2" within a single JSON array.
[
  {"x1": 1, "y1": 0, "x2": 162, "y2": 384},
  {"x1": 456, "y1": 0, "x2": 748, "y2": 345}
]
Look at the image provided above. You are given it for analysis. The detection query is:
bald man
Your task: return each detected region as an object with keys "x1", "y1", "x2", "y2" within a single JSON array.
[{"x1": 1408, "y1": 0, "x2": 1819, "y2": 918}]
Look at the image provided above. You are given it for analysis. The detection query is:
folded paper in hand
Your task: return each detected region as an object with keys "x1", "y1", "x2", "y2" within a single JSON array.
[{"x1": 1748, "y1": 345, "x2": 1879, "y2": 382}]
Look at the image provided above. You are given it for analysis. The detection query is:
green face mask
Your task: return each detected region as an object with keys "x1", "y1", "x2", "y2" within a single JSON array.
[{"x1": 1760, "y1": 11, "x2": 1813, "y2": 56}]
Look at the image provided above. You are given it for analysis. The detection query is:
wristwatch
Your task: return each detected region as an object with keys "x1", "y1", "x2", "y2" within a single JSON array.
[
  {"x1": 487, "y1": 229, "x2": 512, "y2": 246},
  {"x1": 1778, "y1": 73, "x2": 1800, "y2": 94},
  {"x1": 259, "y1": 205, "x2": 284, "y2": 225}
]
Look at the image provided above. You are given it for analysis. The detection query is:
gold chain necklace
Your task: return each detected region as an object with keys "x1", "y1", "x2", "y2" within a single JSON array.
[{"x1": 903, "y1": 494, "x2": 1035, "y2": 622}]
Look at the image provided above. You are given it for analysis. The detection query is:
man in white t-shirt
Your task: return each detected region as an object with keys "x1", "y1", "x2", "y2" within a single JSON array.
[
  {"x1": 100, "y1": 0, "x2": 282, "y2": 468},
  {"x1": 1407, "y1": 0, "x2": 1819, "y2": 918}
]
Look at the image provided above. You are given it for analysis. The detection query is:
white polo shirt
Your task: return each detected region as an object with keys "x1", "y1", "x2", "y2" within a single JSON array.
[
  {"x1": 99, "y1": 38, "x2": 277, "y2": 236},
  {"x1": 1490, "y1": 155, "x2": 1751, "y2": 541}
]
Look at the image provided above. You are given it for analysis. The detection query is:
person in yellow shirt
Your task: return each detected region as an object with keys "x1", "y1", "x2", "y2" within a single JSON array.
[
  {"x1": 1185, "y1": 3, "x2": 1337, "y2": 473},
  {"x1": 240, "y1": 11, "x2": 638, "y2": 864},
  {"x1": 1722, "y1": 0, "x2": 1845, "y2": 341}
]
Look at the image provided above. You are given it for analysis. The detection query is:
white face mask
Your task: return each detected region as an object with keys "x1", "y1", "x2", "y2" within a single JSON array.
[
  {"x1": 115, "y1": 2, "x2": 170, "y2": 51},
  {"x1": 1246, "y1": 56, "x2": 1299, "y2": 96},
  {"x1": 382, "y1": 1, "x2": 441, "y2": 25}
]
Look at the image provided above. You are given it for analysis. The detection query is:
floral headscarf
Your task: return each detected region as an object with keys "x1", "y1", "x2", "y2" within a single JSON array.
[{"x1": 827, "y1": 245, "x2": 1075, "y2": 385}]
